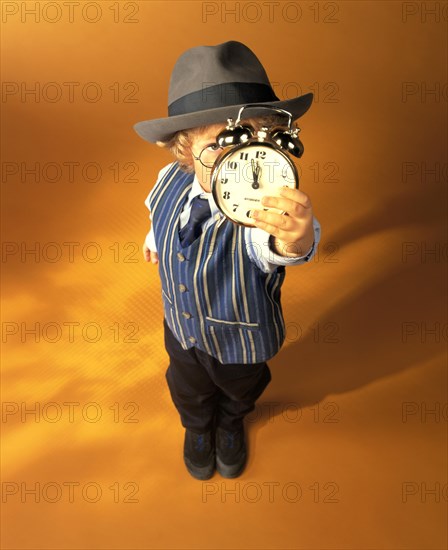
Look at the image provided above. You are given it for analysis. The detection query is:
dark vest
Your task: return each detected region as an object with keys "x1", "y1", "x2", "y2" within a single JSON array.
[{"x1": 149, "y1": 162, "x2": 286, "y2": 364}]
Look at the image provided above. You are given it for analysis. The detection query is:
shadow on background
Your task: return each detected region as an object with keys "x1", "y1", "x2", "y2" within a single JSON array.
[{"x1": 245, "y1": 182, "x2": 446, "y2": 446}]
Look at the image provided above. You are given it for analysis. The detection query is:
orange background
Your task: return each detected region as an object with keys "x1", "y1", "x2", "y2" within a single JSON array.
[{"x1": 1, "y1": 1, "x2": 447, "y2": 549}]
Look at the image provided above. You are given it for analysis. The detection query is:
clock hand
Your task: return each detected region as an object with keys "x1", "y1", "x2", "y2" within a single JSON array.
[{"x1": 251, "y1": 159, "x2": 261, "y2": 189}]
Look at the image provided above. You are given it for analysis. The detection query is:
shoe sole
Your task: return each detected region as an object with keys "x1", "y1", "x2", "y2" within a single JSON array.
[
  {"x1": 184, "y1": 455, "x2": 215, "y2": 480},
  {"x1": 216, "y1": 454, "x2": 247, "y2": 479}
]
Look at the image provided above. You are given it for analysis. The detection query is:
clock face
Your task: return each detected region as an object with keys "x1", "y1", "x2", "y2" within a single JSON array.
[{"x1": 210, "y1": 140, "x2": 299, "y2": 226}]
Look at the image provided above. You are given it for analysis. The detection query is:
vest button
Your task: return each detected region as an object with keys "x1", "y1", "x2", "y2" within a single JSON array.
[
  {"x1": 188, "y1": 336, "x2": 197, "y2": 344},
  {"x1": 182, "y1": 311, "x2": 192, "y2": 319},
  {"x1": 178, "y1": 284, "x2": 187, "y2": 293},
  {"x1": 177, "y1": 252, "x2": 185, "y2": 261}
]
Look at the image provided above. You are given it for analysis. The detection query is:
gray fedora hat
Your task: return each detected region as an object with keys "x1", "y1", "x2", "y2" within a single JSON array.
[{"x1": 133, "y1": 41, "x2": 313, "y2": 143}]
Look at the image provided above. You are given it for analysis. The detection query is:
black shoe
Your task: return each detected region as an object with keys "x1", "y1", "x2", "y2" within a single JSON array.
[
  {"x1": 215, "y1": 426, "x2": 247, "y2": 478},
  {"x1": 183, "y1": 429, "x2": 215, "y2": 480}
]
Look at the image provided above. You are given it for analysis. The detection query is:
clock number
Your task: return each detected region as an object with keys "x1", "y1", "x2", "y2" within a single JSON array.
[
  {"x1": 239, "y1": 152, "x2": 249, "y2": 161},
  {"x1": 220, "y1": 178, "x2": 228, "y2": 185},
  {"x1": 232, "y1": 204, "x2": 239, "y2": 212},
  {"x1": 223, "y1": 191, "x2": 230, "y2": 199},
  {"x1": 227, "y1": 161, "x2": 238, "y2": 170},
  {"x1": 255, "y1": 151, "x2": 266, "y2": 159}
]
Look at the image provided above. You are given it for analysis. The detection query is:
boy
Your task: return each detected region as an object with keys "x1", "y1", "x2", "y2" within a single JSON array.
[{"x1": 134, "y1": 41, "x2": 321, "y2": 480}]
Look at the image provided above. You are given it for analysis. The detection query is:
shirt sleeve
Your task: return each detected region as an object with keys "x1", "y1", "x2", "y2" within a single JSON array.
[
  {"x1": 143, "y1": 163, "x2": 174, "y2": 254},
  {"x1": 244, "y1": 216, "x2": 321, "y2": 274}
]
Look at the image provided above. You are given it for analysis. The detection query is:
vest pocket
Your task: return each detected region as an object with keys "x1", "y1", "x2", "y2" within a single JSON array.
[
  {"x1": 204, "y1": 316, "x2": 262, "y2": 364},
  {"x1": 205, "y1": 316, "x2": 260, "y2": 332}
]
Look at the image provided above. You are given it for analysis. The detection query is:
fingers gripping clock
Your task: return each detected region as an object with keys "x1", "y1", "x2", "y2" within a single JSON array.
[{"x1": 210, "y1": 104, "x2": 304, "y2": 227}]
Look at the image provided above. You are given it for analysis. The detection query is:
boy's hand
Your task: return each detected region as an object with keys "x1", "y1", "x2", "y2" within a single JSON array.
[
  {"x1": 143, "y1": 243, "x2": 159, "y2": 264},
  {"x1": 251, "y1": 187, "x2": 315, "y2": 258}
]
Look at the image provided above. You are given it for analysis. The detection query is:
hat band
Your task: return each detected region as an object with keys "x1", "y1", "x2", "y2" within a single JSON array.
[{"x1": 168, "y1": 82, "x2": 279, "y2": 117}]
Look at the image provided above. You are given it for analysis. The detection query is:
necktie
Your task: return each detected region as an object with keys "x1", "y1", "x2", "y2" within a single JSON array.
[{"x1": 179, "y1": 195, "x2": 211, "y2": 248}]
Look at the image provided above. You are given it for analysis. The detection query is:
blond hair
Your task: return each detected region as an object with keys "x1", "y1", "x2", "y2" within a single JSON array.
[{"x1": 157, "y1": 115, "x2": 293, "y2": 173}]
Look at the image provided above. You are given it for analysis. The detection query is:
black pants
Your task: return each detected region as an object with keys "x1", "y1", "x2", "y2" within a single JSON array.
[{"x1": 164, "y1": 318, "x2": 271, "y2": 433}]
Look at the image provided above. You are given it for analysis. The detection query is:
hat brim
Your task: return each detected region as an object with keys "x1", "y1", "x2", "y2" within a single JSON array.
[{"x1": 133, "y1": 93, "x2": 313, "y2": 143}]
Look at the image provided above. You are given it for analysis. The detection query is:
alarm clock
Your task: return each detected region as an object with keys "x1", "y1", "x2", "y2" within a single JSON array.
[{"x1": 210, "y1": 104, "x2": 304, "y2": 227}]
